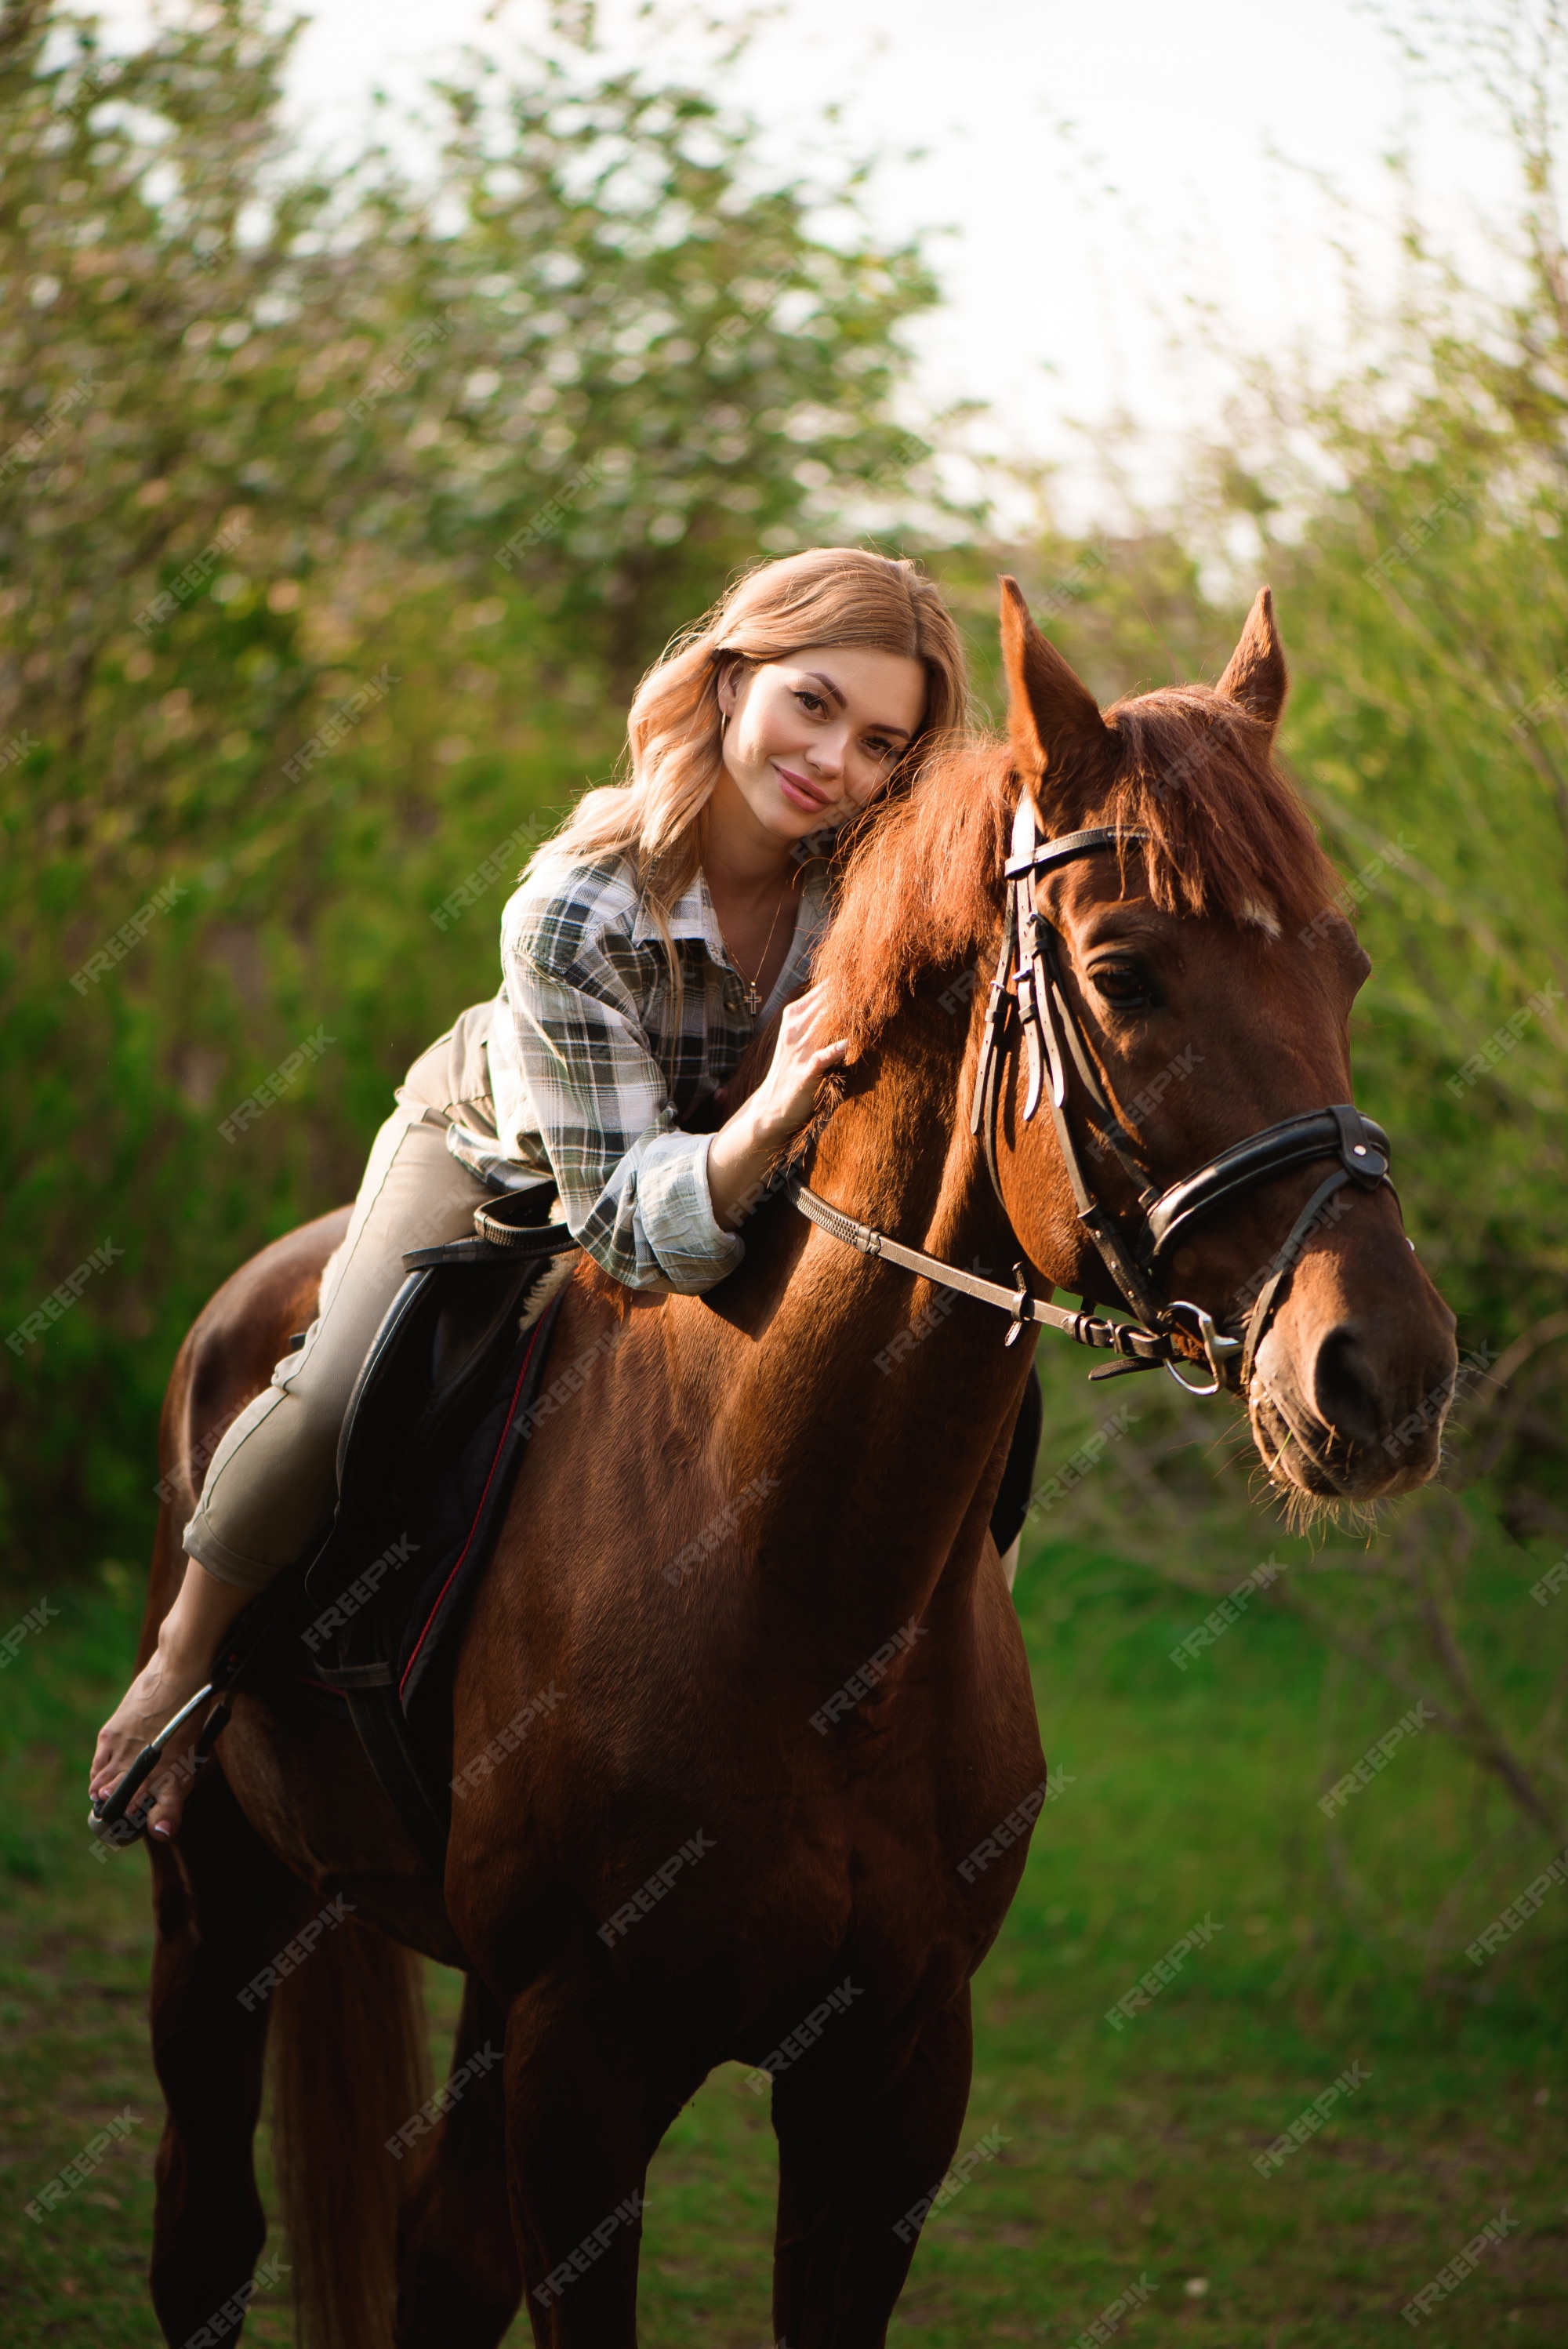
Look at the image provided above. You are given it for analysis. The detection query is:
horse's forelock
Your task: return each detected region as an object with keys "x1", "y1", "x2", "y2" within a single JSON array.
[
  {"x1": 1102, "y1": 688, "x2": 1340, "y2": 935},
  {"x1": 814, "y1": 689, "x2": 1341, "y2": 1051}
]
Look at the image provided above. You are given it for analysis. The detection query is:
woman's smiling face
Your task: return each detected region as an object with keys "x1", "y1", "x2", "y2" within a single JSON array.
[{"x1": 715, "y1": 644, "x2": 927, "y2": 848}]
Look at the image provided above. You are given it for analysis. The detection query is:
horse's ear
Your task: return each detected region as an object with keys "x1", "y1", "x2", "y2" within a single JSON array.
[
  {"x1": 1216, "y1": 586, "x2": 1287, "y2": 740},
  {"x1": 998, "y1": 575, "x2": 1109, "y2": 791}
]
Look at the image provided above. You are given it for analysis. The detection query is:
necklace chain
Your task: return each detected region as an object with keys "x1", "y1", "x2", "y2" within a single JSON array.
[{"x1": 727, "y1": 889, "x2": 789, "y2": 1018}]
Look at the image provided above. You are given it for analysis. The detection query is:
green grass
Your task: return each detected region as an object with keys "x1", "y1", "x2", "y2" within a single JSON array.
[{"x1": 1, "y1": 1555, "x2": 1563, "y2": 2346}]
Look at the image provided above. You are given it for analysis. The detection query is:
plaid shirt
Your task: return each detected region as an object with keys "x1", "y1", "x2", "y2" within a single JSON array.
[{"x1": 482, "y1": 851, "x2": 829, "y2": 1293}]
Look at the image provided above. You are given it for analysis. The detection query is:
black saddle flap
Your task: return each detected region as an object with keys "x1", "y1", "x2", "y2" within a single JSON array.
[
  {"x1": 327, "y1": 1284, "x2": 568, "y2": 1865},
  {"x1": 220, "y1": 1198, "x2": 576, "y2": 1875}
]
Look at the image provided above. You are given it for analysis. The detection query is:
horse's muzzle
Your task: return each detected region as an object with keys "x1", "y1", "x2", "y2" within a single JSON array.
[{"x1": 1250, "y1": 1309, "x2": 1459, "y2": 1503}]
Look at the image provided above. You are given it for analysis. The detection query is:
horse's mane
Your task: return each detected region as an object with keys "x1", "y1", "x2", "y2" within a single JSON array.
[{"x1": 813, "y1": 686, "x2": 1343, "y2": 1050}]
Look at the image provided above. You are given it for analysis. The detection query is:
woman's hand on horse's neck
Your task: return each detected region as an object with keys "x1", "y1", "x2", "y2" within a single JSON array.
[
  {"x1": 707, "y1": 982, "x2": 847, "y2": 1230},
  {"x1": 724, "y1": 998, "x2": 1034, "y2": 1643}
]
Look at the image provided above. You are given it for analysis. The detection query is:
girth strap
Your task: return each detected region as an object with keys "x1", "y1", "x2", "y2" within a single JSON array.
[{"x1": 312, "y1": 1659, "x2": 395, "y2": 1690}]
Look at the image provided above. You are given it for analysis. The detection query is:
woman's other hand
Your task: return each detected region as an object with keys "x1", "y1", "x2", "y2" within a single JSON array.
[{"x1": 706, "y1": 984, "x2": 847, "y2": 1232}]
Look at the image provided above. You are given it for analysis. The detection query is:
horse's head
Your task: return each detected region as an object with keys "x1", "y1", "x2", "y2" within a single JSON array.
[
  {"x1": 979, "y1": 575, "x2": 1457, "y2": 1506},
  {"x1": 810, "y1": 579, "x2": 1458, "y2": 1508}
]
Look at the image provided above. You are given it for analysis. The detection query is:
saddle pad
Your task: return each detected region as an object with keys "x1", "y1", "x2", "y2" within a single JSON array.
[{"x1": 394, "y1": 1286, "x2": 565, "y2": 1716}]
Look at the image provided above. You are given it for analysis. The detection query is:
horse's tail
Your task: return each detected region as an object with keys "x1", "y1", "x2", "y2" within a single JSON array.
[{"x1": 269, "y1": 1911, "x2": 431, "y2": 2349}]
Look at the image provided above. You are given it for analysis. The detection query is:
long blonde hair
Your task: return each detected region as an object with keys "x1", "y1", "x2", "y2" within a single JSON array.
[{"x1": 528, "y1": 548, "x2": 969, "y2": 933}]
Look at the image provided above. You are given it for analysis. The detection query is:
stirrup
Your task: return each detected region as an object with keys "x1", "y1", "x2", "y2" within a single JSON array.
[{"x1": 88, "y1": 1682, "x2": 227, "y2": 1846}]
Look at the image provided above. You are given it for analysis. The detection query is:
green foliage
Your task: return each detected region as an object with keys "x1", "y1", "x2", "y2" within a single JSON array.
[
  {"x1": 1017, "y1": 1339, "x2": 1568, "y2": 1979},
  {"x1": 0, "y1": 0, "x2": 940, "y2": 1564}
]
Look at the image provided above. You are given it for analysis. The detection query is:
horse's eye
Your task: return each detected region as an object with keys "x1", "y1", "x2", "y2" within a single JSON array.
[{"x1": 1091, "y1": 963, "x2": 1153, "y2": 1010}]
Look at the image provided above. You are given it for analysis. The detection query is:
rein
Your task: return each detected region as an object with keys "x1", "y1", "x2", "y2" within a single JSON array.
[{"x1": 791, "y1": 800, "x2": 1395, "y2": 1398}]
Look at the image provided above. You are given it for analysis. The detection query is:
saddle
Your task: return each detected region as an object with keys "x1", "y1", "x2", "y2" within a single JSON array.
[{"x1": 222, "y1": 1185, "x2": 576, "y2": 1871}]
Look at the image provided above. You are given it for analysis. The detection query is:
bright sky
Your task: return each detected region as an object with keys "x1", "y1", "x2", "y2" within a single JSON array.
[{"x1": 103, "y1": 0, "x2": 1529, "y2": 521}]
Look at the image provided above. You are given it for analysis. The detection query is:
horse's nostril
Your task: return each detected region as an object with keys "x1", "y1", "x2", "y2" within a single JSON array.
[{"x1": 1311, "y1": 1322, "x2": 1386, "y2": 1453}]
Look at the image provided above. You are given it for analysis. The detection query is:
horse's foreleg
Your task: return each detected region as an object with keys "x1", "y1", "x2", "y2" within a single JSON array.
[
  {"x1": 770, "y1": 1983, "x2": 974, "y2": 2349},
  {"x1": 147, "y1": 1766, "x2": 310, "y2": 2345},
  {"x1": 501, "y1": 1959, "x2": 684, "y2": 2347},
  {"x1": 394, "y1": 1971, "x2": 521, "y2": 2349}
]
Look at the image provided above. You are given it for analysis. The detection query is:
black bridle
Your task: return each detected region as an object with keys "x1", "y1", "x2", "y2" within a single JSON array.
[{"x1": 790, "y1": 799, "x2": 1396, "y2": 1397}]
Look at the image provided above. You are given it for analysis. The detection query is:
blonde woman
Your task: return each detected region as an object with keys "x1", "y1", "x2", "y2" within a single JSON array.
[{"x1": 91, "y1": 546, "x2": 969, "y2": 1838}]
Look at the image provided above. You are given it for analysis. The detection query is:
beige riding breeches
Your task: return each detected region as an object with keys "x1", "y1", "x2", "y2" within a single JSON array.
[{"x1": 181, "y1": 1004, "x2": 500, "y2": 1591}]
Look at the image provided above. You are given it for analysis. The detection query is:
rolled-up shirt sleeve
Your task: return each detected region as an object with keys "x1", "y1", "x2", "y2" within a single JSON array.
[{"x1": 504, "y1": 939, "x2": 744, "y2": 1294}]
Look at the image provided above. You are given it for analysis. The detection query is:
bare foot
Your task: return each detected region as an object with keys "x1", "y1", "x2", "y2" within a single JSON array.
[
  {"x1": 89, "y1": 1641, "x2": 216, "y2": 1840},
  {"x1": 89, "y1": 1559, "x2": 253, "y2": 1841}
]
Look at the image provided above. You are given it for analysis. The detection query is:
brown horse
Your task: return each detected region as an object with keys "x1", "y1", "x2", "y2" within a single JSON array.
[{"x1": 129, "y1": 582, "x2": 1457, "y2": 2348}]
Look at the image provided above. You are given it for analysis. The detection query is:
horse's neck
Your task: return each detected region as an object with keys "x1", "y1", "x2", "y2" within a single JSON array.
[
  {"x1": 808, "y1": 1001, "x2": 992, "y2": 1272},
  {"x1": 752, "y1": 992, "x2": 1033, "y2": 1639}
]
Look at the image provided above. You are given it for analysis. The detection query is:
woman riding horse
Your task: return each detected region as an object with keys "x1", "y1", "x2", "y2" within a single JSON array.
[
  {"x1": 112, "y1": 574, "x2": 1457, "y2": 2349},
  {"x1": 90, "y1": 546, "x2": 971, "y2": 1839}
]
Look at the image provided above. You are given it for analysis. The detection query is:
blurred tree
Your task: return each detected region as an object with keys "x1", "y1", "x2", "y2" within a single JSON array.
[{"x1": 0, "y1": 0, "x2": 942, "y2": 1565}]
